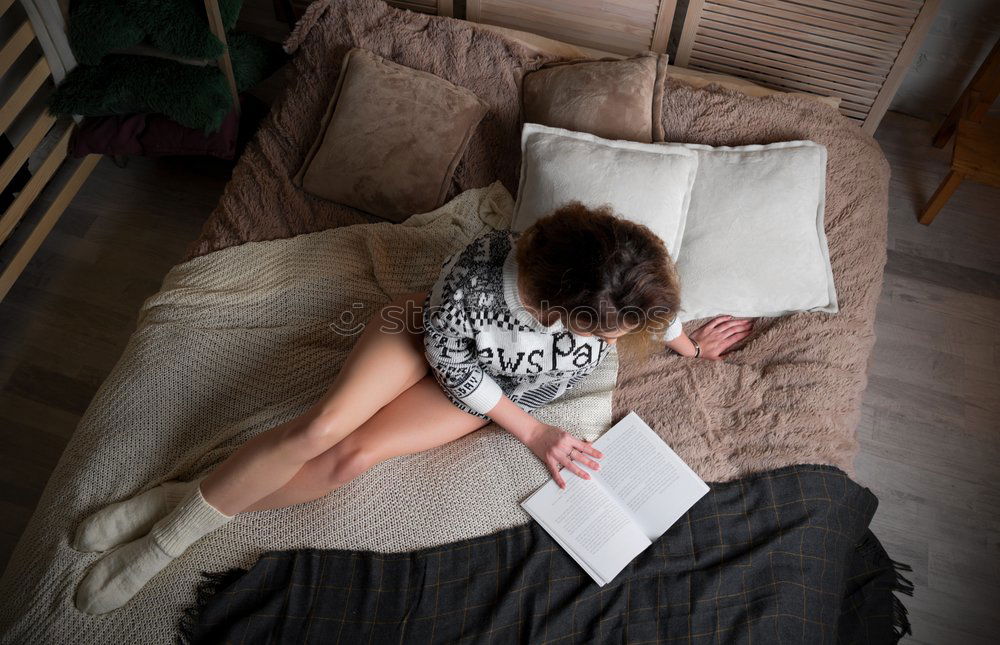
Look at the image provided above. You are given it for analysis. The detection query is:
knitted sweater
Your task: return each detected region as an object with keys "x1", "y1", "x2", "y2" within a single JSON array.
[{"x1": 422, "y1": 231, "x2": 682, "y2": 417}]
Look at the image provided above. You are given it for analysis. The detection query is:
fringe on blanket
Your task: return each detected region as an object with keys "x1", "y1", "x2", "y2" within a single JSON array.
[
  {"x1": 853, "y1": 529, "x2": 914, "y2": 644},
  {"x1": 176, "y1": 568, "x2": 248, "y2": 645},
  {"x1": 889, "y1": 558, "x2": 915, "y2": 642}
]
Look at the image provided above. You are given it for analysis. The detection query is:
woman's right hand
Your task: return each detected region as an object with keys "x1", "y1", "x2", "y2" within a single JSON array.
[
  {"x1": 689, "y1": 316, "x2": 754, "y2": 360},
  {"x1": 525, "y1": 423, "x2": 604, "y2": 489}
]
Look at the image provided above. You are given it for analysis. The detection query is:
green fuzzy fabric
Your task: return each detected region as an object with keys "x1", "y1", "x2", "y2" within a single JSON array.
[
  {"x1": 69, "y1": 0, "x2": 244, "y2": 65},
  {"x1": 226, "y1": 32, "x2": 284, "y2": 91},
  {"x1": 49, "y1": 33, "x2": 286, "y2": 132}
]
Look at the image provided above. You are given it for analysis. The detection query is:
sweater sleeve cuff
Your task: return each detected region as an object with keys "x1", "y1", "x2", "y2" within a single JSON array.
[
  {"x1": 662, "y1": 316, "x2": 683, "y2": 342},
  {"x1": 461, "y1": 376, "x2": 504, "y2": 416}
]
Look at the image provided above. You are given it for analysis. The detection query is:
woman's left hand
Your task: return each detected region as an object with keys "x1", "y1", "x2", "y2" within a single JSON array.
[
  {"x1": 689, "y1": 316, "x2": 754, "y2": 360},
  {"x1": 524, "y1": 423, "x2": 603, "y2": 489}
]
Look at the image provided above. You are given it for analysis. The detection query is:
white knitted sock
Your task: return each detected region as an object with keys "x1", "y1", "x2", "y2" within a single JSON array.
[
  {"x1": 74, "y1": 486, "x2": 232, "y2": 615},
  {"x1": 73, "y1": 479, "x2": 199, "y2": 552}
]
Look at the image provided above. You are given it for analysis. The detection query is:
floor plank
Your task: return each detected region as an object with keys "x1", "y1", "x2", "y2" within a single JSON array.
[{"x1": 0, "y1": 104, "x2": 996, "y2": 642}]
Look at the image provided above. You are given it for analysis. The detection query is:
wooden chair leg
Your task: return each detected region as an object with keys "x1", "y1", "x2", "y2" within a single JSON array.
[
  {"x1": 919, "y1": 170, "x2": 964, "y2": 225},
  {"x1": 932, "y1": 100, "x2": 963, "y2": 148}
]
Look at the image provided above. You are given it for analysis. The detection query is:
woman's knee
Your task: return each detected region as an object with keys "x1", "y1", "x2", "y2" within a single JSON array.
[
  {"x1": 281, "y1": 410, "x2": 343, "y2": 460},
  {"x1": 323, "y1": 441, "x2": 377, "y2": 488}
]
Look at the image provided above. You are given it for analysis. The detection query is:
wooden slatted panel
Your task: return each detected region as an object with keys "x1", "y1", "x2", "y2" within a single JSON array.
[
  {"x1": 833, "y1": 0, "x2": 920, "y2": 17},
  {"x1": 696, "y1": 33, "x2": 885, "y2": 83},
  {"x1": 0, "y1": 15, "x2": 98, "y2": 303},
  {"x1": 708, "y1": 3, "x2": 904, "y2": 51},
  {"x1": 726, "y1": 0, "x2": 916, "y2": 34},
  {"x1": 0, "y1": 125, "x2": 71, "y2": 247},
  {"x1": 0, "y1": 56, "x2": 51, "y2": 136},
  {"x1": 467, "y1": 0, "x2": 675, "y2": 55},
  {"x1": 697, "y1": 22, "x2": 892, "y2": 70},
  {"x1": 693, "y1": 49, "x2": 881, "y2": 94},
  {"x1": 675, "y1": 0, "x2": 940, "y2": 134},
  {"x1": 0, "y1": 155, "x2": 101, "y2": 301},
  {"x1": 0, "y1": 20, "x2": 34, "y2": 75},
  {"x1": 0, "y1": 111, "x2": 56, "y2": 194}
]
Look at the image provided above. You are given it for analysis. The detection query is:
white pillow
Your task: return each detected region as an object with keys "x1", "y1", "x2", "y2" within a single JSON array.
[
  {"x1": 665, "y1": 140, "x2": 837, "y2": 322},
  {"x1": 512, "y1": 124, "x2": 698, "y2": 255}
]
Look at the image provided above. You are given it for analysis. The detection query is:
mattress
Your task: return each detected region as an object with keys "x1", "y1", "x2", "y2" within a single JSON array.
[
  {"x1": 193, "y1": 0, "x2": 890, "y2": 483},
  {"x1": 0, "y1": 0, "x2": 892, "y2": 642}
]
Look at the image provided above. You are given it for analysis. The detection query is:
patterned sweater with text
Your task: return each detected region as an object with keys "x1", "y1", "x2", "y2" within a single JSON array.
[{"x1": 422, "y1": 231, "x2": 681, "y2": 418}]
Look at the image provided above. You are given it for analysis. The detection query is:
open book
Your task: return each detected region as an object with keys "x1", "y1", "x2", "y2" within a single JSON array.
[{"x1": 521, "y1": 411, "x2": 709, "y2": 586}]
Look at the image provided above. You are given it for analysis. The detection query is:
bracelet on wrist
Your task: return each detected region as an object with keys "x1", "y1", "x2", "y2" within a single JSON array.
[{"x1": 690, "y1": 338, "x2": 701, "y2": 358}]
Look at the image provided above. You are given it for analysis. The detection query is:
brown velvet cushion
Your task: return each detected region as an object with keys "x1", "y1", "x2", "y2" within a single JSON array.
[
  {"x1": 294, "y1": 48, "x2": 488, "y2": 222},
  {"x1": 522, "y1": 54, "x2": 667, "y2": 143}
]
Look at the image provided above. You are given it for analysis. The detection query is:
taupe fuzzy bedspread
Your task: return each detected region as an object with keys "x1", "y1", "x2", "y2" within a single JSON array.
[{"x1": 191, "y1": 0, "x2": 889, "y2": 482}]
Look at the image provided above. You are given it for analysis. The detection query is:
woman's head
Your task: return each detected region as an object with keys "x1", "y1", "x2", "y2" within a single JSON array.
[{"x1": 515, "y1": 202, "x2": 680, "y2": 344}]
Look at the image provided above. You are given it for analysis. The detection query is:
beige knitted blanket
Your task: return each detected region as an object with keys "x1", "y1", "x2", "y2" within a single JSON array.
[{"x1": 0, "y1": 183, "x2": 619, "y2": 644}]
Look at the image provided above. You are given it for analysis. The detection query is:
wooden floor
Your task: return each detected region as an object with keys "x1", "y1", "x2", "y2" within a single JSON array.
[
  {"x1": 856, "y1": 113, "x2": 1000, "y2": 645},
  {"x1": 0, "y1": 155, "x2": 231, "y2": 564},
  {"x1": 0, "y1": 111, "x2": 997, "y2": 643}
]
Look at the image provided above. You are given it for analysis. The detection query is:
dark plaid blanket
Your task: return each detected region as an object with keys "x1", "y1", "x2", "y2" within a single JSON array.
[{"x1": 179, "y1": 466, "x2": 910, "y2": 644}]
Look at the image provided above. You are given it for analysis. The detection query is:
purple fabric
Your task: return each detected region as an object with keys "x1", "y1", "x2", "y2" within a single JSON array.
[{"x1": 70, "y1": 106, "x2": 240, "y2": 159}]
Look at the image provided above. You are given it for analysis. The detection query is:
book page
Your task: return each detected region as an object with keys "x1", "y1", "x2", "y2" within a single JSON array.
[
  {"x1": 521, "y1": 473, "x2": 651, "y2": 586},
  {"x1": 589, "y1": 412, "x2": 710, "y2": 541}
]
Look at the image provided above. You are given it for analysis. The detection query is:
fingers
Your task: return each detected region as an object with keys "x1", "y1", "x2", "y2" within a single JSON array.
[
  {"x1": 712, "y1": 319, "x2": 753, "y2": 335},
  {"x1": 559, "y1": 455, "x2": 591, "y2": 481},
  {"x1": 547, "y1": 460, "x2": 567, "y2": 489},
  {"x1": 701, "y1": 316, "x2": 749, "y2": 338},
  {"x1": 721, "y1": 326, "x2": 753, "y2": 340},
  {"x1": 719, "y1": 331, "x2": 752, "y2": 353},
  {"x1": 575, "y1": 440, "x2": 603, "y2": 460},
  {"x1": 705, "y1": 330, "x2": 752, "y2": 361},
  {"x1": 545, "y1": 435, "x2": 603, "y2": 489},
  {"x1": 570, "y1": 440, "x2": 602, "y2": 470},
  {"x1": 719, "y1": 327, "x2": 752, "y2": 345},
  {"x1": 548, "y1": 453, "x2": 598, "y2": 490},
  {"x1": 550, "y1": 454, "x2": 589, "y2": 488},
  {"x1": 704, "y1": 315, "x2": 732, "y2": 329}
]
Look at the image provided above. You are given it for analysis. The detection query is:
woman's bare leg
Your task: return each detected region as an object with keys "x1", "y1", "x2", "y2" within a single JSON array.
[
  {"x1": 72, "y1": 292, "x2": 486, "y2": 616},
  {"x1": 246, "y1": 375, "x2": 488, "y2": 511},
  {"x1": 200, "y1": 292, "x2": 429, "y2": 515}
]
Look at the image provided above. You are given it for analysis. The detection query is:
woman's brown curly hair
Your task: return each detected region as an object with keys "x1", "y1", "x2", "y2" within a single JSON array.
[{"x1": 515, "y1": 202, "x2": 681, "y2": 350}]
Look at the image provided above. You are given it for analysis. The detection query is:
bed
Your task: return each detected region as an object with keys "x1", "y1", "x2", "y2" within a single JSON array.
[{"x1": 0, "y1": 0, "x2": 905, "y2": 642}]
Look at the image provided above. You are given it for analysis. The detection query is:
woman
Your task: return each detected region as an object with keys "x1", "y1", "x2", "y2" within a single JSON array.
[{"x1": 73, "y1": 203, "x2": 752, "y2": 614}]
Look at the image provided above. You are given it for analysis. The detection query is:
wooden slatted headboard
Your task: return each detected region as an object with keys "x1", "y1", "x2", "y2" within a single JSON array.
[
  {"x1": 465, "y1": 0, "x2": 678, "y2": 56},
  {"x1": 673, "y1": 0, "x2": 941, "y2": 134}
]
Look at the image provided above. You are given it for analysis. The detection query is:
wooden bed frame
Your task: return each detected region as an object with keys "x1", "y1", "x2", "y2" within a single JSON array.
[
  {"x1": 459, "y1": 0, "x2": 938, "y2": 133},
  {"x1": 280, "y1": 0, "x2": 938, "y2": 131},
  {"x1": 465, "y1": 0, "x2": 678, "y2": 56},
  {"x1": 673, "y1": 0, "x2": 940, "y2": 135}
]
